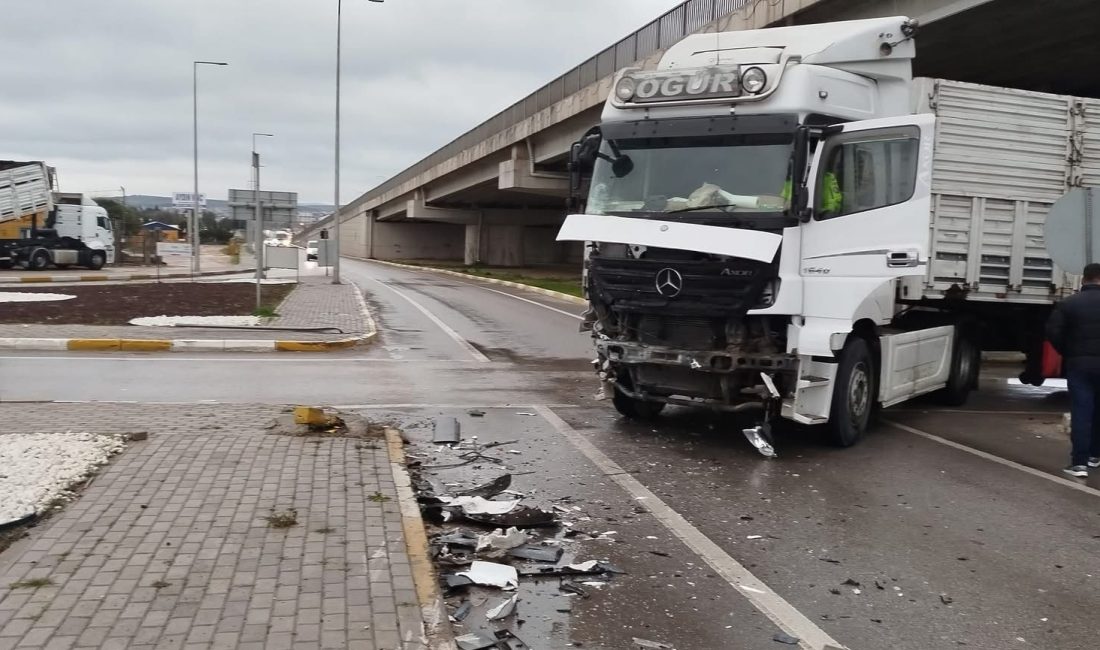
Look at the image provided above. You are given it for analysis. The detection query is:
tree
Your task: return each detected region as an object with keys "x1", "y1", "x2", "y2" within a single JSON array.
[{"x1": 94, "y1": 199, "x2": 142, "y2": 237}]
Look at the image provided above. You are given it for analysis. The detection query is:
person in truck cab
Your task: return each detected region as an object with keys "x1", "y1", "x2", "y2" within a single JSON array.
[{"x1": 780, "y1": 158, "x2": 842, "y2": 214}]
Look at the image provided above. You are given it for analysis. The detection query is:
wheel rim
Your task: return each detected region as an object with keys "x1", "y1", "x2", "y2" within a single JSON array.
[{"x1": 848, "y1": 361, "x2": 870, "y2": 420}]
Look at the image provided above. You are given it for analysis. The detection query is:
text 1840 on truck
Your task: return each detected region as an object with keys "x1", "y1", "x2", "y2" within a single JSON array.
[
  {"x1": 0, "y1": 160, "x2": 115, "y2": 271},
  {"x1": 558, "y1": 16, "x2": 1100, "y2": 454}
]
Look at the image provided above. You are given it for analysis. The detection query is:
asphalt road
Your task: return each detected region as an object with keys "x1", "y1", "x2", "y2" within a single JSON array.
[{"x1": 1, "y1": 257, "x2": 1097, "y2": 650}]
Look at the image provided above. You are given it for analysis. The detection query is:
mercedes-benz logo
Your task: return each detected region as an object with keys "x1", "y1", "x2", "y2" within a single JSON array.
[{"x1": 655, "y1": 267, "x2": 684, "y2": 298}]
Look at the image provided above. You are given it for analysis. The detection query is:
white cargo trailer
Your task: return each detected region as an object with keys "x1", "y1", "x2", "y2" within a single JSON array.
[{"x1": 558, "y1": 17, "x2": 1100, "y2": 451}]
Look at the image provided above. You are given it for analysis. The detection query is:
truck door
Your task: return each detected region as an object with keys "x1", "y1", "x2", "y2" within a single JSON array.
[{"x1": 800, "y1": 114, "x2": 935, "y2": 279}]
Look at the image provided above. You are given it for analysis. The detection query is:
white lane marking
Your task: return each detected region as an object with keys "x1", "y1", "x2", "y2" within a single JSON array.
[
  {"x1": 535, "y1": 405, "x2": 846, "y2": 650},
  {"x1": 371, "y1": 279, "x2": 490, "y2": 363},
  {"x1": 888, "y1": 409, "x2": 1061, "y2": 416},
  {"x1": 884, "y1": 419, "x2": 1100, "y2": 499}
]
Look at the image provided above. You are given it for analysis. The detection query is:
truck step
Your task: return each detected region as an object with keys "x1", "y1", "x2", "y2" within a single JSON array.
[{"x1": 798, "y1": 376, "x2": 831, "y2": 388}]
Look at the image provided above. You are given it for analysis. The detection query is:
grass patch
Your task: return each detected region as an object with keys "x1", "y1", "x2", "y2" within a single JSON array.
[
  {"x1": 9, "y1": 578, "x2": 53, "y2": 590},
  {"x1": 368, "y1": 492, "x2": 391, "y2": 503},
  {"x1": 264, "y1": 509, "x2": 299, "y2": 529},
  {"x1": 252, "y1": 306, "x2": 280, "y2": 318}
]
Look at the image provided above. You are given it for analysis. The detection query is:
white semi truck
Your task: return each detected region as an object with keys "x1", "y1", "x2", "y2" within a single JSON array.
[
  {"x1": 558, "y1": 16, "x2": 1100, "y2": 451},
  {"x1": 0, "y1": 161, "x2": 115, "y2": 270}
]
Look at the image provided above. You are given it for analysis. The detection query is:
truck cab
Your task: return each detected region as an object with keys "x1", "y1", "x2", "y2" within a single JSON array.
[{"x1": 558, "y1": 17, "x2": 962, "y2": 449}]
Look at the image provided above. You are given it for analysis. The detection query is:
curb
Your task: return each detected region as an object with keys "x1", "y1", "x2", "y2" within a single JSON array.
[
  {"x1": 0, "y1": 282, "x2": 380, "y2": 353},
  {"x1": 383, "y1": 427, "x2": 456, "y2": 650},
  {"x1": 0, "y1": 268, "x2": 258, "y2": 284},
  {"x1": 369, "y1": 259, "x2": 587, "y2": 305}
]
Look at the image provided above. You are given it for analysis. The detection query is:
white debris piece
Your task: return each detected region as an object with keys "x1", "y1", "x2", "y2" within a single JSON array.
[
  {"x1": 0, "y1": 432, "x2": 126, "y2": 524},
  {"x1": 437, "y1": 496, "x2": 520, "y2": 515},
  {"x1": 485, "y1": 595, "x2": 518, "y2": 620},
  {"x1": 457, "y1": 561, "x2": 519, "y2": 589},
  {"x1": 129, "y1": 315, "x2": 263, "y2": 327},
  {"x1": 476, "y1": 527, "x2": 527, "y2": 552},
  {"x1": 0, "y1": 292, "x2": 76, "y2": 303},
  {"x1": 566, "y1": 560, "x2": 600, "y2": 572}
]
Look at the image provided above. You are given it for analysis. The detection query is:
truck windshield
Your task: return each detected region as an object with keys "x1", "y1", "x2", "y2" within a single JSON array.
[{"x1": 587, "y1": 133, "x2": 793, "y2": 217}]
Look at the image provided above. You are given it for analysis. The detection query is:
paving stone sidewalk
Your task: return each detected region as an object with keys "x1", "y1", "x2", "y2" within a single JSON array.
[
  {"x1": 0, "y1": 277, "x2": 370, "y2": 343},
  {"x1": 0, "y1": 404, "x2": 430, "y2": 649}
]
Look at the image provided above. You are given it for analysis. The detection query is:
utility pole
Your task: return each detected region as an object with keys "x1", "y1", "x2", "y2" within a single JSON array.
[
  {"x1": 252, "y1": 133, "x2": 273, "y2": 309},
  {"x1": 193, "y1": 60, "x2": 228, "y2": 275}
]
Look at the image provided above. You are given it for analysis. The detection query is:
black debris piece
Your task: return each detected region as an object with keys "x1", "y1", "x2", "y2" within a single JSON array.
[
  {"x1": 940, "y1": 594, "x2": 954, "y2": 605},
  {"x1": 818, "y1": 557, "x2": 842, "y2": 564},
  {"x1": 648, "y1": 551, "x2": 671, "y2": 558},
  {"x1": 455, "y1": 632, "x2": 499, "y2": 650},
  {"x1": 508, "y1": 544, "x2": 564, "y2": 563},
  {"x1": 433, "y1": 417, "x2": 461, "y2": 444},
  {"x1": 452, "y1": 600, "x2": 472, "y2": 622},
  {"x1": 453, "y1": 474, "x2": 513, "y2": 499},
  {"x1": 444, "y1": 574, "x2": 474, "y2": 589},
  {"x1": 518, "y1": 561, "x2": 621, "y2": 578},
  {"x1": 633, "y1": 638, "x2": 675, "y2": 649},
  {"x1": 841, "y1": 578, "x2": 861, "y2": 587},
  {"x1": 773, "y1": 632, "x2": 801, "y2": 645},
  {"x1": 436, "y1": 531, "x2": 480, "y2": 548},
  {"x1": 560, "y1": 581, "x2": 590, "y2": 599},
  {"x1": 874, "y1": 580, "x2": 886, "y2": 590},
  {"x1": 469, "y1": 409, "x2": 486, "y2": 417},
  {"x1": 828, "y1": 588, "x2": 841, "y2": 595},
  {"x1": 461, "y1": 506, "x2": 557, "y2": 529}
]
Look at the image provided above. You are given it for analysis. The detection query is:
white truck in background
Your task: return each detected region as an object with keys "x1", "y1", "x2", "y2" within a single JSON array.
[
  {"x1": 0, "y1": 160, "x2": 115, "y2": 270},
  {"x1": 559, "y1": 16, "x2": 1100, "y2": 451}
]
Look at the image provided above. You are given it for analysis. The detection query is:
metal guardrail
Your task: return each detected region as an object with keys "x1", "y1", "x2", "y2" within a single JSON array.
[{"x1": 355, "y1": 0, "x2": 752, "y2": 208}]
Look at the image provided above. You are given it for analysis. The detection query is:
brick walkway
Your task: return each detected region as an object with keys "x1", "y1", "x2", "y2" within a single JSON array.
[
  {"x1": 0, "y1": 276, "x2": 370, "y2": 343},
  {"x1": 0, "y1": 404, "x2": 428, "y2": 649}
]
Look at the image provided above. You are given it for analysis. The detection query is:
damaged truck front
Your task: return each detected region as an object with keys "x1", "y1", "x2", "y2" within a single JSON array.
[{"x1": 560, "y1": 17, "x2": 976, "y2": 448}]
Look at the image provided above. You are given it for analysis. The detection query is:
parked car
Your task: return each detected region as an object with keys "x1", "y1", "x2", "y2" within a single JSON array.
[{"x1": 306, "y1": 240, "x2": 318, "y2": 261}]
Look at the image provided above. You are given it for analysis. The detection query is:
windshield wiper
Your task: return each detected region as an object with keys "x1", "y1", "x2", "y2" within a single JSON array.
[{"x1": 666, "y1": 203, "x2": 746, "y2": 214}]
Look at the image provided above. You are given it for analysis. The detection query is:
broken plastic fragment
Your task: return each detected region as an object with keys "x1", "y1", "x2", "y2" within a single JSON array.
[
  {"x1": 453, "y1": 474, "x2": 512, "y2": 499},
  {"x1": 439, "y1": 496, "x2": 520, "y2": 515},
  {"x1": 486, "y1": 594, "x2": 518, "y2": 620},
  {"x1": 633, "y1": 638, "x2": 675, "y2": 649},
  {"x1": 456, "y1": 561, "x2": 519, "y2": 589},
  {"x1": 742, "y1": 425, "x2": 777, "y2": 458},
  {"x1": 476, "y1": 527, "x2": 528, "y2": 552}
]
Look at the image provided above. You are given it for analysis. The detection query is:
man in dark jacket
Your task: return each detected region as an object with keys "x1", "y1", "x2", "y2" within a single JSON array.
[{"x1": 1047, "y1": 263, "x2": 1100, "y2": 477}]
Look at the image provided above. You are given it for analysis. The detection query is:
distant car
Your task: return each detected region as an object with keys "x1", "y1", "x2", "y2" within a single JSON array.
[{"x1": 306, "y1": 240, "x2": 318, "y2": 261}]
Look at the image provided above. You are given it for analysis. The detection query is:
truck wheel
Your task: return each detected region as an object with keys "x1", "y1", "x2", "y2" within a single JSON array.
[
  {"x1": 87, "y1": 252, "x2": 106, "y2": 271},
  {"x1": 29, "y1": 250, "x2": 50, "y2": 271},
  {"x1": 936, "y1": 333, "x2": 980, "y2": 406},
  {"x1": 612, "y1": 385, "x2": 665, "y2": 420},
  {"x1": 827, "y1": 338, "x2": 874, "y2": 447}
]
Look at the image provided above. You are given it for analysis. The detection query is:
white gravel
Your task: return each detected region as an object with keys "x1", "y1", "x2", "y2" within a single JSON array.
[
  {"x1": 0, "y1": 291, "x2": 76, "y2": 303},
  {"x1": 0, "y1": 432, "x2": 126, "y2": 525},
  {"x1": 129, "y1": 315, "x2": 263, "y2": 327}
]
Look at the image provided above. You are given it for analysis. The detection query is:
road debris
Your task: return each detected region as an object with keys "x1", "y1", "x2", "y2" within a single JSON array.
[
  {"x1": 440, "y1": 496, "x2": 521, "y2": 516},
  {"x1": 456, "y1": 561, "x2": 519, "y2": 590},
  {"x1": 485, "y1": 594, "x2": 519, "y2": 620},
  {"x1": 434, "y1": 417, "x2": 462, "y2": 444},
  {"x1": 476, "y1": 527, "x2": 527, "y2": 552},
  {"x1": 508, "y1": 544, "x2": 564, "y2": 562},
  {"x1": 633, "y1": 638, "x2": 675, "y2": 649},
  {"x1": 454, "y1": 474, "x2": 512, "y2": 498},
  {"x1": 560, "y1": 581, "x2": 590, "y2": 598},
  {"x1": 773, "y1": 632, "x2": 801, "y2": 645}
]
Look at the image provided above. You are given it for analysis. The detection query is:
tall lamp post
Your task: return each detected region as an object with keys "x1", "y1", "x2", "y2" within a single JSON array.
[
  {"x1": 193, "y1": 60, "x2": 228, "y2": 274},
  {"x1": 332, "y1": 0, "x2": 384, "y2": 284},
  {"x1": 252, "y1": 133, "x2": 274, "y2": 308}
]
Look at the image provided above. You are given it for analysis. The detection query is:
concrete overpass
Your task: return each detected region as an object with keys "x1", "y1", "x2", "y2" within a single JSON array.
[{"x1": 305, "y1": 0, "x2": 1100, "y2": 266}]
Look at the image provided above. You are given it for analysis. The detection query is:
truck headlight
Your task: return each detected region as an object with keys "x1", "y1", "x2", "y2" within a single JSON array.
[
  {"x1": 614, "y1": 77, "x2": 636, "y2": 101},
  {"x1": 741, "y1": 67, "x2": 767, "y2": 94}
]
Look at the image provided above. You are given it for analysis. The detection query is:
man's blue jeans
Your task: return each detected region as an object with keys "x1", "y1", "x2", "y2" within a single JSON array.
[{"x1": 1067, "y1": 367, "x2": 1100, "y2": 466}]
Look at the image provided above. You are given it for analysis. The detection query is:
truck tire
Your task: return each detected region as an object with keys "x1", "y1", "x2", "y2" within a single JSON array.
[
  {"x1": 612, "y1": 385, "x2": 665, "y2": 420},
  {"x1": 87, "y1": 252, "x2": 106, "y2": 271},
  {"x1": 28, "y1": 249, "x2": 50, "y2": 271},
  {"x1": 936, "y1": 333, "x2": 980, "y2": 406},
  {"x1": 827, "y1": 338, "x2": 874, "y2": 447},
  {"x1": 0, "y1": 260, "x2": 11, "y2": 269}
]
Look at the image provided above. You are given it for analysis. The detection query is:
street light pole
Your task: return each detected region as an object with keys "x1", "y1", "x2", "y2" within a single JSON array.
[
  {"x1": 193, "y1": 60, "x2": 228, "y2": 275},
  {"x1": 252, "y1": 133, "x2": 274, "y2": 308},
  {"x1": 333, "y1": 0, "x2": 384, "y2": 285}
]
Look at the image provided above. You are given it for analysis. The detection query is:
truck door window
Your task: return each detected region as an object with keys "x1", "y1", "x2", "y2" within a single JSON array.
[
  {"x1": 815, "y1": 127, "x2": 919, "y2": 219},
  {"x1": 97, "y1": 216, "x2": 111, "y2": 230}
]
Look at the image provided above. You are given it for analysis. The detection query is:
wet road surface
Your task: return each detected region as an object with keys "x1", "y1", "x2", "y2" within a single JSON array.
[{"x1": 2, "y1": 258, "x2": 1098, "y2": 649}]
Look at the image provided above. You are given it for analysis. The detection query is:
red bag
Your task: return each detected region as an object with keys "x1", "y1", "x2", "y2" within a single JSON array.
[{"x1": 1041, "y1": 341, "x2": 1063, "y2": 378}]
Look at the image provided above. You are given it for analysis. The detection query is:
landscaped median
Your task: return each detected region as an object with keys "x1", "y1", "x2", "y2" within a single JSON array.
[
  {"x1": 0, "y1": 276, "x2": 376, "y2": 353},
  {"x1": 0, "y1": 267, "x2": 258, "y2": 284},
  {"x1": 371, "y1": 259, "x2": 586, "y2": 305}
]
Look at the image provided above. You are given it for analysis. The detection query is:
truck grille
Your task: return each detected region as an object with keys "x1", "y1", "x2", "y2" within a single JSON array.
[{"x1": 588, "y1": 256, "x2": 771, "y2": 319}]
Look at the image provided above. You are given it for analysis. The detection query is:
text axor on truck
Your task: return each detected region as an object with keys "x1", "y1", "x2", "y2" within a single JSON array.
[{"x1": 557, "y1": 16, "x2": 1100, "y2": 451}]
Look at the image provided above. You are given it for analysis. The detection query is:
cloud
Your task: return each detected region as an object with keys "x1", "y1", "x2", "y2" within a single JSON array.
[{"x1": 1, "y1": 0, "x2": 684, "y2": 202}]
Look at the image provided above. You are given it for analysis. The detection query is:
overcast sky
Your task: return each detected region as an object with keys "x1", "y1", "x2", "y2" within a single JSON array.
[{"x1": 1, "y1": 0, "x2": 684, "y2": 204}]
